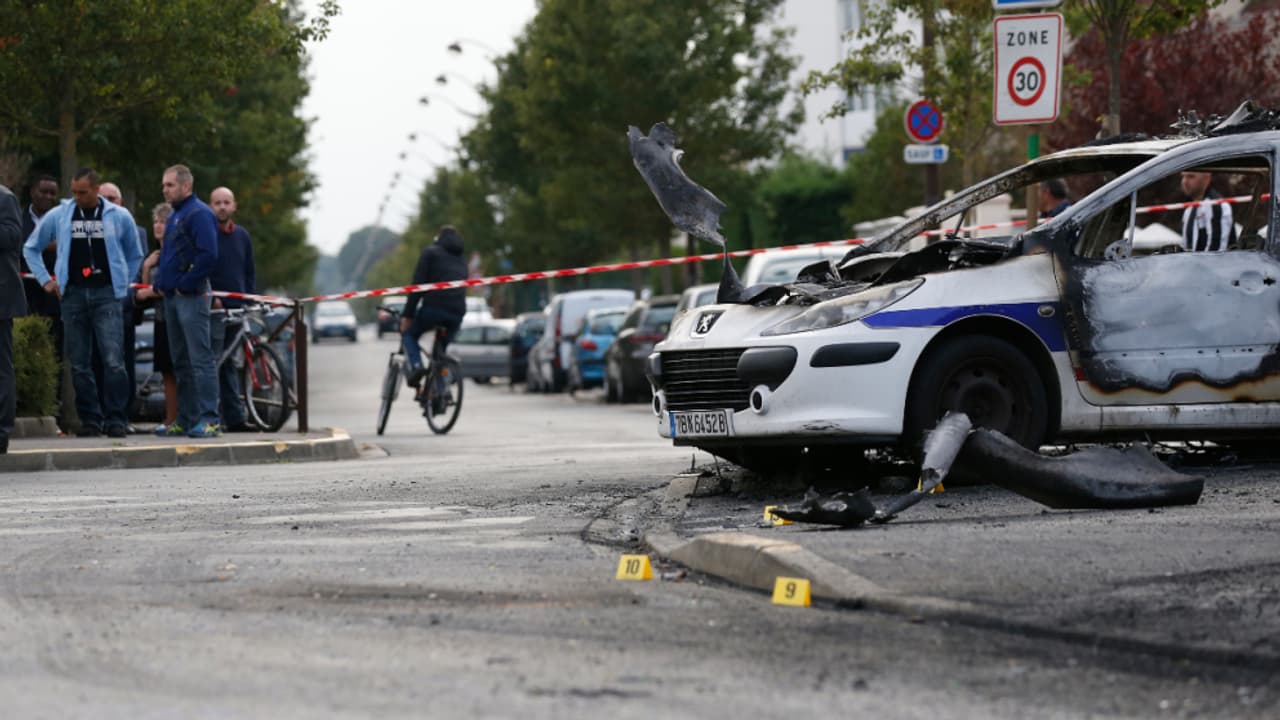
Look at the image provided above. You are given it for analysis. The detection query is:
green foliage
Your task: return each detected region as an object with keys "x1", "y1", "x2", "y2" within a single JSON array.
[
  {"x1": 13, "y1": 316, "x2": 58, "y2": 417},
  {"x1": 0, "y1": 0, "x2": 339, "y2": 294},
  {"x1": 442, "y1": 0, "x2": 801, "y2": 295},
  {"x1": 756, "y1": 153, "x2": 855, "y2": 245}
]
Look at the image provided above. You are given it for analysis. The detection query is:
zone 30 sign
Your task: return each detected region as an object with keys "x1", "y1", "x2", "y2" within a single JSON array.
[{"x1": 993, "y1": 13, "x2": 1062, "y2": 125}]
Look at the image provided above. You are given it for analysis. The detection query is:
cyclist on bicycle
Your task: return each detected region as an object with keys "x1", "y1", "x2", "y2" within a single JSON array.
[{"x1": 400, "y1": 225, "x2": 467, "y2": 387}]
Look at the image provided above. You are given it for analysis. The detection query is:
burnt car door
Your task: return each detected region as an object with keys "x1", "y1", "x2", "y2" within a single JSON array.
[{"x1": 1048, "y1": 144, "x2": 1280, "y2": 407}]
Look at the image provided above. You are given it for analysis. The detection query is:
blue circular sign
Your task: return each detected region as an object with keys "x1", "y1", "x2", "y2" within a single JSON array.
[{"x1": 905, "y1": 99, "x2": 944, "y2": 144}]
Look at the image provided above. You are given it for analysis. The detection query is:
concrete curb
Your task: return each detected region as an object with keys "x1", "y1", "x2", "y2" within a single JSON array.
[
  {"x1": 12, "y1": 416, "x2": 59, "y2": 439},
  {"x1": 643, "y1": 484, "x2": 1280, "y2": 671},
  {"x1": 0, "y1": 427, "x2": 360, "y2": 473}
]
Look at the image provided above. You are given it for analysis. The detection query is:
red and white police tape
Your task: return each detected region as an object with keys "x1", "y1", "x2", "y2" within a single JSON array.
[{"x1": 19, "y1": 193, "x2": 1269, "y2": 307}]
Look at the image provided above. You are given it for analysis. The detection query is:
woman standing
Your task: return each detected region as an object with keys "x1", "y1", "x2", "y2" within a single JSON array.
[{"x1": 136, "y1": 204, "x2": 178, "y2": 433}]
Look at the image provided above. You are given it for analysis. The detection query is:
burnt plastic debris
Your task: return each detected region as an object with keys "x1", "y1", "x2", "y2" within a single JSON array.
[
  {"x1": 769, "y1": 413, "x2": 1203, "y2": 528},
  {"x1": 871, "y1": 411, "x2": 972, "y2": 523},
  {"x1": 628, "y1": 123, "x2": 746, "y2": 304},
  {"x1": 770, "y1": 487, "x2": 878, "y2": 527},
  {"x1": 958, "y1": 430, "x2": 1204, "y2": 509}
]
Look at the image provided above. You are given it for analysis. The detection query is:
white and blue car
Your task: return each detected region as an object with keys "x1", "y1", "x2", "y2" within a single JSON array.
[{"x1": 643, "y1": 110, "x2": 1280, "y2": 475}]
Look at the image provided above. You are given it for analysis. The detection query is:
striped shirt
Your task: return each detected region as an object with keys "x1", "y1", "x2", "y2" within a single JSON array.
[{"x1": 1181, "y1": 190, "x2": 1236, "y2": 252}]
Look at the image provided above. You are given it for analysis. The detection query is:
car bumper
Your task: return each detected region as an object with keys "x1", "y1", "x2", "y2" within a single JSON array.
[
  {"x1": 314, "y1": 325, "x2": 357, "y2": 337},
  {"x1": 651, "y1": 317, "x2": 936, "y2": 445}
]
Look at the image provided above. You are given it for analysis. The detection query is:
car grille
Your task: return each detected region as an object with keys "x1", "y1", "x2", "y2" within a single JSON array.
[{"x1": 661, "y1": 349, "x2": 750, "y2": 412}]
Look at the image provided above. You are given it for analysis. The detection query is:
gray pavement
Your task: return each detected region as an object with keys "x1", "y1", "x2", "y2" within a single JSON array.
[{"x1": 647, "y1": 462, "x2": 1280, "y2": 675}]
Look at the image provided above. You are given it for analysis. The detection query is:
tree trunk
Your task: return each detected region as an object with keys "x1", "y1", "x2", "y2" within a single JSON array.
[
  {"x1": 58, "y1": 94, "x2": 77, "y2": 191},
  {"x1": 1103, "y1": 28, "x2": 1124, "y2": 137}
]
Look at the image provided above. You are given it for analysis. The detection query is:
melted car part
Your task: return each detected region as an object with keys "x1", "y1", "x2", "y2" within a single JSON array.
[
  {"x1": 872, "y1": 411, "x2": 973, "y2": 522},
  {"x1": 958, "y1": 429, "x2": 1204, "y2": 509},
  {"x1": 628, "y1": 123, "x2": 748, "y2": 304},
  {"x1": 770, "y1": 486, "x2": 878, "y2": 526}
]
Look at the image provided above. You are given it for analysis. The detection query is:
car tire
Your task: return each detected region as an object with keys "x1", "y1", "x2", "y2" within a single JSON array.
[
  {"x1": 905, "y1": 334, "x2": 1048, "y2": 451},
  {"x1": 473, "y1": 377, "x2": 491, "y2": 385},
  {"x1": 604, "y1": 365, "x2": 619, "y2": 404}
]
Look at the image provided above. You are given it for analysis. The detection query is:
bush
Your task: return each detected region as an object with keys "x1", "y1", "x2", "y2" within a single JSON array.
[{"x1": 14, "y1": 315, "x2": 59, "y2": 417}]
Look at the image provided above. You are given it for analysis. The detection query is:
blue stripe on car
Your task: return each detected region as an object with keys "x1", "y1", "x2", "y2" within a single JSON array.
[{"x1": 862, "y1": 302, "x2": 1067, "y2": 352}]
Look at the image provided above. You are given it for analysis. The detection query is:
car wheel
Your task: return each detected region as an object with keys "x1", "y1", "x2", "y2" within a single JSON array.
[
  {"x1": 473, "y1": 377, "x2": 491, "y2": 385},
  {"x1": 349, "y1": 332, "x2": 358, "y2": 343},
  {"x1": 604, "y1": 365, "x2": 619, "y2": 403},
  {"x1": 905, "y1": 335, "x2": 1048, "y2": 451}
]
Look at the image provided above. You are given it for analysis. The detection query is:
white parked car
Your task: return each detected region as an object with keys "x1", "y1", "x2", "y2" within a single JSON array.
[
  {"x1": 530, "y1": 288, "x2": 636, "y2": 392},
  {"x1": 740, "y1": 246, "x2": 849, "y2": 286},
  {"x1": 647, "y1": 112, "x2": 1280, "y2": 475}
]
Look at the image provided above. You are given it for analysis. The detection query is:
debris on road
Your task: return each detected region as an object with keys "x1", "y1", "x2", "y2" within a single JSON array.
[{"x1": 770, "y1": 412, "x2": 1204, "y2": 527}]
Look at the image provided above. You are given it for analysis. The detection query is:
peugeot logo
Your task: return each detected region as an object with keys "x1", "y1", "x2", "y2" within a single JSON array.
[{"x1": 693, "y1": 310, "x2": 723, "y2": 337}]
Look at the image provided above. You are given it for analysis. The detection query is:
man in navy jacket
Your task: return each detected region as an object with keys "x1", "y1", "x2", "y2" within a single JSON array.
[
  {"x1": 208, "y1": 186, "x2": 256, "y2": 431},
  {"x1": 152, "y1": 164, "x2": 221, "y2": 438}
]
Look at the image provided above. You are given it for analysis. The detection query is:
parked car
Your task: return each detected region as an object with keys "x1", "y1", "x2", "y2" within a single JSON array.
[
  {"x1": 674, "y1": 283, "x2": 719, "y2": 317},
  {"x1": 604, "y1": 294, "x2": 678, "y2": 403},
  {"x1": 646, "y1": 106, "x2": 1280, "y2": 476},
  {"x1": 740, "y1": 246, "x2": 848, "y2": 286},
  {"x1": 530, "y1": 289, "x2": 635, "y2": 392},
  {"x1": 311, "y1": 300, "x2": 358, "y2": 343},
  {"x1": 566, "y1": 306, "x2": 628, "y2": 392},
  {"x1": 132, "y1": 306, "x2": 165, "y2": 422},
  {"x1": 452, "y1": 318, "x2": 515, "y2": 384},
  {"x1": 509, "y1": 311, "x2": 546, "y2": 386},
  {"x1": 466, "y1": 295, "x2": 494, "y2": 322},
  {"x1": 376, "y1": 296, "x2": 406, "y2": 338}
]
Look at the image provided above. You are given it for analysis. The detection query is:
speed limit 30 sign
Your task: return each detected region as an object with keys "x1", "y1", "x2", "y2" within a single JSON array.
[{"x1": 993, "y1": 13, "x2": 1062, "y2": 125}]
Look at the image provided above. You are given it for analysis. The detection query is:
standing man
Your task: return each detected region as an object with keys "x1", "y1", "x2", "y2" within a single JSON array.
[
  {"x1": 21, "y1": 175, "x2": 60, "y2": 316},
  {"x1": 208, "y1": 186, "x2": 255, "y2": 431},
  {"x1": 152, "y1": 164, "x2": 221, "y2": 438},
  {"x1": 0, "y1": 183, "x2": 26, "y2": 454},
  {"x1": 98, "y1": 181, "x2": 148, "y2": 425},
  {"x1": 1038, "y1": 179, "x2": 1072, "y2": 219},
  {"x1": 22, "y1": 168, "x2": 142, "y2": 438},
  {"x1": 1181, "y1": 171, "x2": 1236, "y2": 252}
]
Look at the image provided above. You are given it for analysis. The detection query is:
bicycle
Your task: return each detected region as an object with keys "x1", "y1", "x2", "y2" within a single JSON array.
[
  {"x1": 376, "y1": 305, "x2": 464, "y2": 435},
  {"x1": 216, "y1": 304, "x2": 294, "y2": 432}
]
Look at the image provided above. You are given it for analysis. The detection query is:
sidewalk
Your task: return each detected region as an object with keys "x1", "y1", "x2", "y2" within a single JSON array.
[
  {"x1": 1, "y1": 425, "x2": 360, "y2": 473},
  {"x1": 646, "y1": 469, "x2": 1280, "y2": 670}
]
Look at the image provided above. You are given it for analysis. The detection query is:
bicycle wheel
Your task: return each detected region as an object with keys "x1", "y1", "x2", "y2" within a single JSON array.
[
  {"x1": 377, "y1": 353, "x2": 402, "y2": 435},
  {"x1": 425, "y1": 357, "x2": 464, "y2": 434},
  {"x1": 242, "y1": 343, "x2": 292, "y2": 432}
]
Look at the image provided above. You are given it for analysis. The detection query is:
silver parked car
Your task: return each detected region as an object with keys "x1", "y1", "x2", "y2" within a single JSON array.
[{"x1": 452, "y1": 319, "x2": 516, "y2": 384}]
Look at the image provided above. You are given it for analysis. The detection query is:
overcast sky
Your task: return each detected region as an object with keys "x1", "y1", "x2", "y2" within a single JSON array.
[{"x1": 300, "y1": 1, "x2": 536, "y2": 256}]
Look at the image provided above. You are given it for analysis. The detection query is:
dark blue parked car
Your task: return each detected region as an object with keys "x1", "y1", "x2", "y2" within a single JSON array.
[{"x1": 566, "y1": 306, "x2": 627, "y2": 392}]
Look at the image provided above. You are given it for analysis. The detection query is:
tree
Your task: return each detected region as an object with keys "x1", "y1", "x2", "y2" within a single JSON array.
[
  {"x1": 1049, "y1": 10, "x2": 1280, "y2": 150},
  {"x1": 801, "y1": 0, "x2": 1001, "y2": 185},
  {"x1": 0, "y1": 1, "x2": 337, "y2": 189},
  {"x1": 756, "y1": 153, "x2": 856, "y2": 245},
  {"x1": 460, "y1": 0, "x2": 802, "y2": 294},
  {"x1": 1065, "y1": 0, "x2": 1222, "y2": 136}
]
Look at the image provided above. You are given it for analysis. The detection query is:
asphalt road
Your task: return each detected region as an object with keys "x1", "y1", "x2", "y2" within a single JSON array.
[{"x1": 1, "y1": 328, "x2": 1274, "y2": 718}]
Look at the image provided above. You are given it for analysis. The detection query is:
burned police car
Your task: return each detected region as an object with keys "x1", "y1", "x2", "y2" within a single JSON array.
[{"x1": 630, "y1": 104, "x2": 1280, "y2": 475}]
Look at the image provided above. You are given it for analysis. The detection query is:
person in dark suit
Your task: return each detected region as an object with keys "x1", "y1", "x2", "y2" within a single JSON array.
[{"x1": 0, "y1": 183, "x2": 28, "y2": 453}]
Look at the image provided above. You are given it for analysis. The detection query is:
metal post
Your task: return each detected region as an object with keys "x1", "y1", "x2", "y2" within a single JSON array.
[
  {"x1": 1026, "y1": 128, "x2": 1041, "y2": 230},
  {"x1": 294, "y1": 305, "x2": 308, "y2": 433}
]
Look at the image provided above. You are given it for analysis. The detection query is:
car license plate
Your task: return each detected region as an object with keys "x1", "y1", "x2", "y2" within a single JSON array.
[{"x1": 669, "y1": 410, "x2": 733, "y2": 437}]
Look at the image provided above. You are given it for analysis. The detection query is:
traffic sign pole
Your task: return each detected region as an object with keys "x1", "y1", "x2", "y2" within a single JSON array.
[{"x1": 1026, "y1": 126, "x2": 1040, "y2": 229}]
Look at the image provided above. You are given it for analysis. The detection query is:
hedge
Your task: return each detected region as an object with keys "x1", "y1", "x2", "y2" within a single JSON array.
[{"x1": 15, "y1": 315, "x2": 59, "y2": 417}]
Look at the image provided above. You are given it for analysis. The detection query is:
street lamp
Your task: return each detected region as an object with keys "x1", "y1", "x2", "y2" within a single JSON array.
[
  {"x1": 418, "y1": 93, "x2": 479, "y2": 119},
  {"x1": 446, "y1": 38, "x2": 498, "y2": 59}
]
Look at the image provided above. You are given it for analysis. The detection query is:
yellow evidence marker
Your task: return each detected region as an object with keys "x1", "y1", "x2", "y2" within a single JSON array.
[
  {"x1": 763, "y1": 505, "x2": 792, "y2": 526},
  {"x1": 616, "y1": 554, "x2": 653, "y2": 580},
  {"x1": 771, "y1": 576, "x2": 812, "y2": 607}
]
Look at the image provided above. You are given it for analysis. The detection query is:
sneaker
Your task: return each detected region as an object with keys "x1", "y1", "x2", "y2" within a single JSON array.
[
  {"x1": 406, "y1": 365, "x2": 427, "y2": 388},
  {"x1": 187, "y1": 422, "x2": 222, "y2": 439},
  {"x1": 106, "y1": 426, "x2": 128, "y2": 438},
  {"x1": 76, "y1": 426, "x2": 102, "y2": 438},
  {"x1": 154, "y1": 423, "x2": 186, "y2": 437}
]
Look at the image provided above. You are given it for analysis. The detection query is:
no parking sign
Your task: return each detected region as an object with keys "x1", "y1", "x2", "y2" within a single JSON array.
[{"x1": 993, "y1": 13, "x2": 1062, "y2": 125}]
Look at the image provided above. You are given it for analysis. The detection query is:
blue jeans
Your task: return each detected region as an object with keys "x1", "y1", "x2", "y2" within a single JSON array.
[
  {"x1": 165, "y1": 287, "x2": 220, "y2": 429},
  {"x1": 61, "y1": 284, "x2": 129, "y2": 431},
  {"x1": 209, "y1": 313, "x2": 247, "y2": 427},
  {"x1": 402, "y1": 306, "x2": 462, "y2": 372}
]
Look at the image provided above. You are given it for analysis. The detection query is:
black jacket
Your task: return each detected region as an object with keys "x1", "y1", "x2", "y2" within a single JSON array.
[
  {"x1": 403, "y1": 227, "x2": 467, "y2": 320},
  {"x1": 0, "y1": 185, "x2": 25, "y2": 320}
]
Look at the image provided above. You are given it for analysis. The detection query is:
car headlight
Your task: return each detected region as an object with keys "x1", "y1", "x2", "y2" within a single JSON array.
[{"x1": 760, "y1": 279, "x2": 924, "y2": 336}]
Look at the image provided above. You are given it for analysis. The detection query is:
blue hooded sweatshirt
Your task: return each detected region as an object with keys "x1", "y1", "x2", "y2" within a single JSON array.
[{"x1": 154, "y1": 193, "x2": 218, "y2": 295}]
